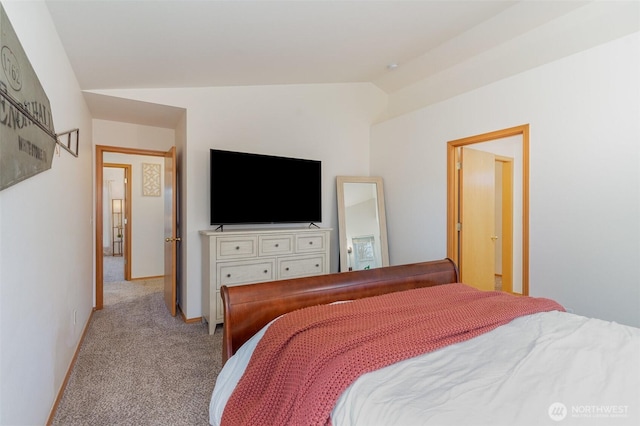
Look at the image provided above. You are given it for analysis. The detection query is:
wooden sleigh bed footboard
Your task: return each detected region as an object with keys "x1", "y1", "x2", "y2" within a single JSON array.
[{"x1": 220, "y1": 258, "x2": 459, "y2": 364}]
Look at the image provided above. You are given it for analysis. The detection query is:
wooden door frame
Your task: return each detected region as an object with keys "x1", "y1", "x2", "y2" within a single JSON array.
[
  {"x1": 446, "y1": 124, "x2": 529, "y2": 295},
  {"x1": 95, "y1": 145, "x2": 170, "y2": 310}
]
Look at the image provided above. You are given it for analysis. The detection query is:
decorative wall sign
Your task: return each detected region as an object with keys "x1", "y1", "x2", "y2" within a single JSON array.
[
  {"x1": 0, "y1": 4, "x2": 58, "y2": 191},
  {"x1": 142, "y1": 163, "x2": 161, "y2": 196}
]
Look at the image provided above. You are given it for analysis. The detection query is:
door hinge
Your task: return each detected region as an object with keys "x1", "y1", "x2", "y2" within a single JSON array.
[
  {"x1": 124, "y1": 178, "x2": 128, "y2": 183},
  {"x1": 456, "y1": 223, "x2": 462, "y2": 231},
  {"x1": 456, "y1": 162, "x2": 461, "y2": 170}
]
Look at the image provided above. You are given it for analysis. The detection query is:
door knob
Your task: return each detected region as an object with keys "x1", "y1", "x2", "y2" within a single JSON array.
[
  {"x1": 490, "y1": 235, "x2": 498, "y2": 241},
  {"x1": 165, "y1": 237, "x2": 182, "y2": 242}
]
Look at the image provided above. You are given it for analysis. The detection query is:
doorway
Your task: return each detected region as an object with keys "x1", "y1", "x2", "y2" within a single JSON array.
[
  {"x1": 447, "y1": 125, "x2": 529, "y2": 295},
  {"x1": 102, "y1": 164, "x2": 132, "y2": 286},
  {"x1": 95, "y1": 145, "x2": 177, "y2": 314}
]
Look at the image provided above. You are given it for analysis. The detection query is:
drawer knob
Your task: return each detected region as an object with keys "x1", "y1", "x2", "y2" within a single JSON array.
[
  {"x1": 235, "y1": 246, "x2": 240, "y2": 250},
  {"x1": 285, "y1": 267, "x2": 290, "y2": 271},
  {"x1": 226, "y1": 274, "x2": 231, "y2": 278},
  {"x1": 309, "y1": 241, "x2": 313, "y2": 245},
  {"x1": 275, "y1": 243, "x2": 279, "y2": 247},
  {"x1": 263, "y1": 270, "x2": 268, "y2": 274},
  {"x1": 315, "y1": 264, "x2": 320, "y2": 267}
]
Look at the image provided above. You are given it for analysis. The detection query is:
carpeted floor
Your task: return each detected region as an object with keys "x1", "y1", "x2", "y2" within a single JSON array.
[
  {"x1": 103, "y1": 255, "x2": 125, "y2": 283},
  {"x1": 52, "y1": 279, "x2": 223, "y2": 426},
  {"x1": 103, "y1": 278, "x2": 166, "y2": 307}
]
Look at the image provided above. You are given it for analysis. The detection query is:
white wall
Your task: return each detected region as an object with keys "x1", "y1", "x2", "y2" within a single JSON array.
[
  {"x1": 0, "y1": 2, "x2": 94, "y2": 424},
  {"x1": 371, "y1": 32, "x2": 640, "y2": 327},
  {"x1": 93, "y1": 119, "x2": 175, "y2": 152},
  {"x1": 90, "y1": 83, "x2": 387, "y2": 318}
]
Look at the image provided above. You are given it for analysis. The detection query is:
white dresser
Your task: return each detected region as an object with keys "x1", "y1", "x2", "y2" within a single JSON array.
[{"x1": 200, "y1": 227, "x2": 331, "y2": 333}]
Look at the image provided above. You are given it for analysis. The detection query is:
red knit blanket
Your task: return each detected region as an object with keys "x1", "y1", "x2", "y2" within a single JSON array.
[{"x1": 221, "y1": 283, "x2": 564, "y2": 426}]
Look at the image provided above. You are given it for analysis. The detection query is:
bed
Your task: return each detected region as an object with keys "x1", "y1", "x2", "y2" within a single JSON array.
[{"x1": 210, "y1": 259, "x2": 639, "y2": 426}]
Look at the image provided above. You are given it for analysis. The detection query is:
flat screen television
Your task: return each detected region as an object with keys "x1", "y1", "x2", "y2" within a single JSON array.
[{"x1": 210, "y1": 149, "x2": 322, "y2": 225}]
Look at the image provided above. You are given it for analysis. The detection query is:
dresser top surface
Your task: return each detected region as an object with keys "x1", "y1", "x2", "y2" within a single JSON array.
[{"x1": 200, "y1": 227, "x2": 331, "y2": 236}]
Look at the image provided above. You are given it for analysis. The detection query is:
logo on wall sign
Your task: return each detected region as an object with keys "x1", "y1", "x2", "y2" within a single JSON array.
[{"x1": 1, "y1": 45, "x2": 22, "y2": 91}]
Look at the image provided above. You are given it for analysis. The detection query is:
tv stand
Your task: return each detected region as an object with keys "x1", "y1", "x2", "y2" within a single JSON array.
[{"x1": 200, "y1": 227, "x2": 331, "y2": 333}]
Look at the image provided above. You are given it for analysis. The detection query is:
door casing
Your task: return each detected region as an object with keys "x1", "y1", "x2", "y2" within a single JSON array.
[{"x1": 447, "y1": 124, "x2": 529, "y2": 295}]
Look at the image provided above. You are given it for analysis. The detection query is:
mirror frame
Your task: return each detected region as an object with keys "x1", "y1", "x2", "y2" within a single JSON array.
[{"x1": 336, "y1": 176, "x2": 389, "y2": 272}]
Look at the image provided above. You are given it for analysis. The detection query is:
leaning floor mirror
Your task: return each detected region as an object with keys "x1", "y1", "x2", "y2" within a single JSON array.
[{"x1": 336, "y1": 176, "x2": 389, "y2": 272}]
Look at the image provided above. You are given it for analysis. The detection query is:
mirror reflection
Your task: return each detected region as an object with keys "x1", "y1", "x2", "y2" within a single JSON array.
[{"x1": 337, "y1": 176, "x2": 389, "y2": 272}]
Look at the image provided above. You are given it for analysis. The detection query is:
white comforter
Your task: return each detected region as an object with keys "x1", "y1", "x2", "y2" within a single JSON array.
[{"x1": 210, "y1": 311, "x2": 640, "y2": 426}]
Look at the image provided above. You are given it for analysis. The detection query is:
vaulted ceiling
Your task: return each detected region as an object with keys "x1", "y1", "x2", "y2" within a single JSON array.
[{"x1": 45, "y1": 0, "x2": 639, "y2": 127}]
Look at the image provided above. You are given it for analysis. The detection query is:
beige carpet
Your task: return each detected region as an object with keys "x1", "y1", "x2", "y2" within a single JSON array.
[
  {"x1": 103, "y1": 277, "x2": 165, "y2": 306},
  {"x1": 103, "y1": 255, "x2": 125, "y2": 283},
  {"x1": 52, "y1": 278, "x2": 223, "y2": 425}
]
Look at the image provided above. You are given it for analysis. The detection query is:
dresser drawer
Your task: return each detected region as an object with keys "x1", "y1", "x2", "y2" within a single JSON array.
[
  {"x1": 259, "y1": 234, "x2": 294, "y2": 256},
  {"x1": 295, "y1": 232, "x2": 327, "y2": 253},
  {"x1": 216, "y1": 236, "x2": 257, "y2": 259},
  {"x1": 278, "y1": 254, "x2": 326, "y2": 279},
  {"x1": 201, "y1": 227, "x2": 331, "y2": 332},
  {"x1": 217, "y1": 259, "x2": 275, "y2": 288}
]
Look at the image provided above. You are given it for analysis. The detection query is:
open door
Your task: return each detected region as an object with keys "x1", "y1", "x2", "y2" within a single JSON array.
[
  {"x1": 163, "y1": 146, "x2": 178, "y2": 316},
  {"x1": 460, "y1": 147, "x2": 496, "y2": 291}
]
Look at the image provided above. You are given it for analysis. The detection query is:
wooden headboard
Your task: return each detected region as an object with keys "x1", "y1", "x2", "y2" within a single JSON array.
[{"x1": 220, "y1": 258, "x2": 459, "y2": 364}]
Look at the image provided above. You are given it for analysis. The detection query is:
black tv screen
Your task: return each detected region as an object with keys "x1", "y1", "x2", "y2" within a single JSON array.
[{"x1": 210, "y1": 149, "x2": 322, "y2": 225}]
